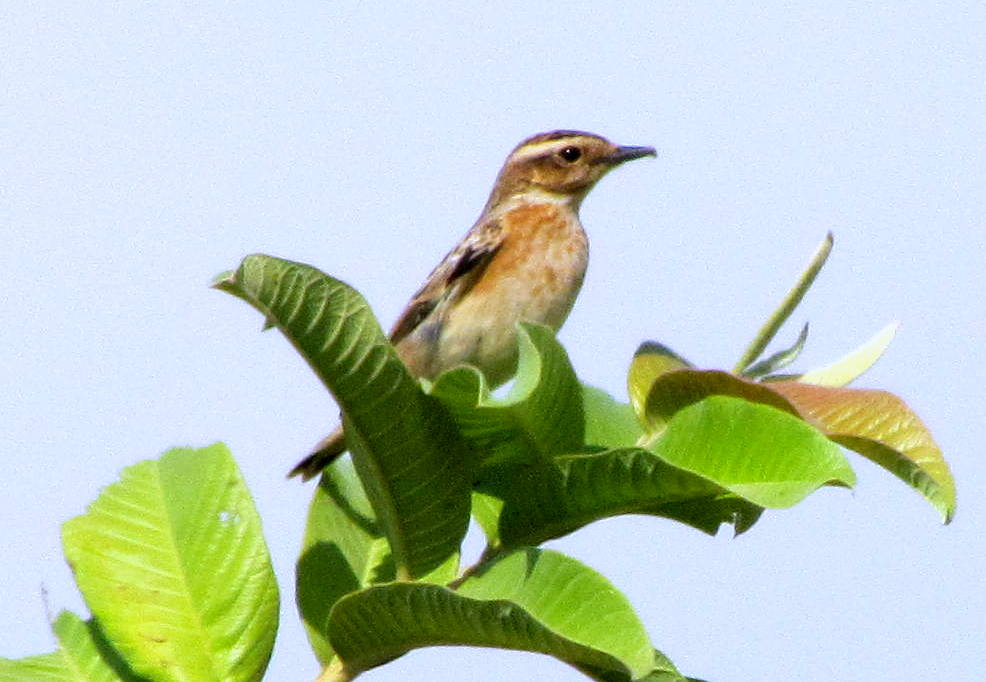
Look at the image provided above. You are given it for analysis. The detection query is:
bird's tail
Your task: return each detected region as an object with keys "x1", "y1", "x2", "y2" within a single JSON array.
[{"x1": 288, "y1": 426, "x2": 346, "y2": 481}]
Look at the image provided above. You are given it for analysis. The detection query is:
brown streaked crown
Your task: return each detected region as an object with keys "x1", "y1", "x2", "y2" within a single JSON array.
[{"x1": 484, "y1": 130, "x2": 655, "y2": 209}]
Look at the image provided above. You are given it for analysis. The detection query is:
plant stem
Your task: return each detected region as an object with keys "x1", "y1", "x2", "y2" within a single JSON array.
[
  {"x1": 315, "y1": 658, "x2": 353, "y2": 682},
  {"x1": 448, "y1": 544, "x2": 503, "y2": 590},
  {"x1": 733, "y1": 232, "x2": 833, "y2": 374}
]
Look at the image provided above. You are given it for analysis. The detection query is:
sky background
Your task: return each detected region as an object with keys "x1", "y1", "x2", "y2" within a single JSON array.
[{"x1": 3, "y1": 3, "x2": 984, "y2": 680}]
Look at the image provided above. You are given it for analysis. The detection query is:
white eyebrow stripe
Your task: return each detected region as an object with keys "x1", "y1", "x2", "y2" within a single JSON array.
[{"x1": 509, "y1": 138, "x2": 585, "y2": 162}]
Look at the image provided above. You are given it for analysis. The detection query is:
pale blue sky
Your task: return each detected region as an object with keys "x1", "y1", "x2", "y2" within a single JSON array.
[{"x1": 3, "y1": 3, "x2": 984, "y2": 680}]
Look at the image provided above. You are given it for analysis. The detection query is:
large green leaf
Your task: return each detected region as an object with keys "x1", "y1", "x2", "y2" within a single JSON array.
[
  {"x1": 429, "y1": 324, "x2": 585, "y2": 546},
  {"x1": 430, "y1": 323, "x2": 584, "y2": 464},
  {"x1": 216, "y1": 254, "x2": 472, "y2": 578},
  {"x1": 477, "y1": 449, "x2": 761, "y2": 548},
  {"x1": 327, "y1": 549, "x2": 664, "y2": 681},
  {"x1": 61, "y1": 445, "x2": 278, "y2": 682},
  {"x1": 0, "y1": 611, "x2": 143, "y2": 682},
  {"x1": 648, "y1": 396, "x2": 855, "y2": 508}
]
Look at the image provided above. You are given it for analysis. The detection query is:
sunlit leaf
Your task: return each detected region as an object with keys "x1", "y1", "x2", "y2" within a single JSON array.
[
  {"x1": 640, "y1": 367, "x2": 952, "y2": 521},
  {"x1": 642, "y1": 369, "x2": 799, "y2": 436},
  {"x1": 0, "y1": 611, "x2": 143, "y2": 682},
  {"x1": 582, "y1": 384, "x2": 643, "y2": 449},
  {"x1": 793, "y1": 322, "x2": 898, "y2": 387},
  {"x1": 0, "y1": 655, "x2": 72, "y2": 682},
  {"x1": 61, "y1": 445, "x2": 278, "y2": 682},
  {"x1": 49, "y1": 612, "x2": 141, "y2": 682}
]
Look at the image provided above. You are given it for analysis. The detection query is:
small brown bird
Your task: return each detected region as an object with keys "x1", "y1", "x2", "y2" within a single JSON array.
[{"x1": 290, "y1": 130, "x2": 655, "y2": 480}]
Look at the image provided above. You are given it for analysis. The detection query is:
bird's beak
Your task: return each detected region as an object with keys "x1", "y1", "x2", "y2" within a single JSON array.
[{"x1": 609, "y1": 145, "x2": 657, "y2": 165}]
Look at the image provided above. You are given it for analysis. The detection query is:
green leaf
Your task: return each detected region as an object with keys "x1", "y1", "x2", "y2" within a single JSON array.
[
  {"x1": 648, "y1": 396, "x2": 856, "y2": 508},
  {"x1": 794, "y1": 321, "x2": 898, "y2": 387},
  {"x1": 640, "y1": 650, "x2": 690, "y2": 682},
  {"x1": 734, "y1": 232, "x2": 832, "y2": 373},
  {"x1": 61, "y1": 444, "x2": 278, "y2": 682},
  {"x1": 771, "y1": 382, "x2": 955, "y2": 522},
  {"x1": 582, "y1": 385, "x2": 643, "y2": 449},
  {"x1": 477, "y1": 449, "x2": 760, "y2": 547},
  {"x1": 643, "y1": 494, "x2": 763, "y2": 537},
  {"x1": 0, "y1": 655, "x2": 73, "y2": 682},
  {"x1": 298, "y1": 459, "x2": 460, "y2": 665},
  {"x1": 581, "y1": 385, "x2": 759, "y2": 536},
  {"x1": 469, "y1": 489, "x2": 508, "y2": 550},
  {"x1": 742, "y1": 322, "x2": 808, "y2": 378},
  {"x1": 639, "y1": 367, "x2": 952, "y2": 521},
  {"x1": 216, "y1": 254, "x2": 471, "y2": 579},
  {"x1": 430, "y1": 323, "x2": 584, "y2": 464},
  {"x1": 328, "y1": 549, "x2": 659, "y2": 681},
  {"x1": 641, "y1": 369, "x2": 800, "y2": 436},
  {"x1": 430, "y1": 324, "x2": 587, "y2": 547},
  {"x1": 0, "y1": 610, "x2": 145, "y2": 682},
  {"x1": 457, "y1": 359, "x2": 760, "y2": 546},
  {"x1": 51, "y1": 611, "x2": 142, "y2": 682},
  {"x1": 627, "y1": 342, "x2": 691, "y2": 418},
  {"x1": 297, "y1": 459, "x2": 392, "y2": 664}
]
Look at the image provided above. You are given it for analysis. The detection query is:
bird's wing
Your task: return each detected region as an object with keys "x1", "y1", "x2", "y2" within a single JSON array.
[{"x1": 389, "y1": 219, "x2": 502, "y2": 345}]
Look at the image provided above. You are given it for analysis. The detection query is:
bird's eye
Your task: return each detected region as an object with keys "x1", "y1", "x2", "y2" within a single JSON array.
[{"x1": 558, "y1": 146, "x2": 582, "y2": 163}]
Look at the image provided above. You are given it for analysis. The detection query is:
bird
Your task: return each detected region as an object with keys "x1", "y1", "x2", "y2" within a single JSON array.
[{"x1": 289, "y1": 130, "x2": 655, "y2": 480}]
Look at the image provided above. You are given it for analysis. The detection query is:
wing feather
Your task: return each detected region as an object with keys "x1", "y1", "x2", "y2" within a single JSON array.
[{"x1": 388, "y1": 219, "x2": 502, "y2": 344}]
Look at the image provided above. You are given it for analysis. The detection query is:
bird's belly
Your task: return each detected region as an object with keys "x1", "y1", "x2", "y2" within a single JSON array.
[{"x1": 432, "y1": 244, "x2": 587, "y2": 386}]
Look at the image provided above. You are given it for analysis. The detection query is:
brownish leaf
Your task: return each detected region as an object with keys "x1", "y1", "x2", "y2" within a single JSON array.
[{"x1": 771, "y1": 382, "x2": 955, "y2": 523}]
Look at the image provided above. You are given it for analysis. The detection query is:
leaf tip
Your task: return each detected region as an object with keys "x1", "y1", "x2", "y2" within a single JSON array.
[
  {"x1": 211, "y1": 269, "x2": 237, "y2": 290},
  {"x1": 939, "y1": 497, "x2": 956, "y2": 525}
]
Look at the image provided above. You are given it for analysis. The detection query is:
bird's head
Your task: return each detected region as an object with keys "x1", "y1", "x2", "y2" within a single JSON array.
[{"x1": 487, "y1": 130, "x2": 655, "y2": 209}]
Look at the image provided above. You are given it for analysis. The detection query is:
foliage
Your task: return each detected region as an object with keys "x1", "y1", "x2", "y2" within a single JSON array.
[
  {"x1": 2, "y1": 236, "x2": 953, "y2": 681},
  {"x1": 1, "y1": 445, "x2": 278, "y2": 682}
]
